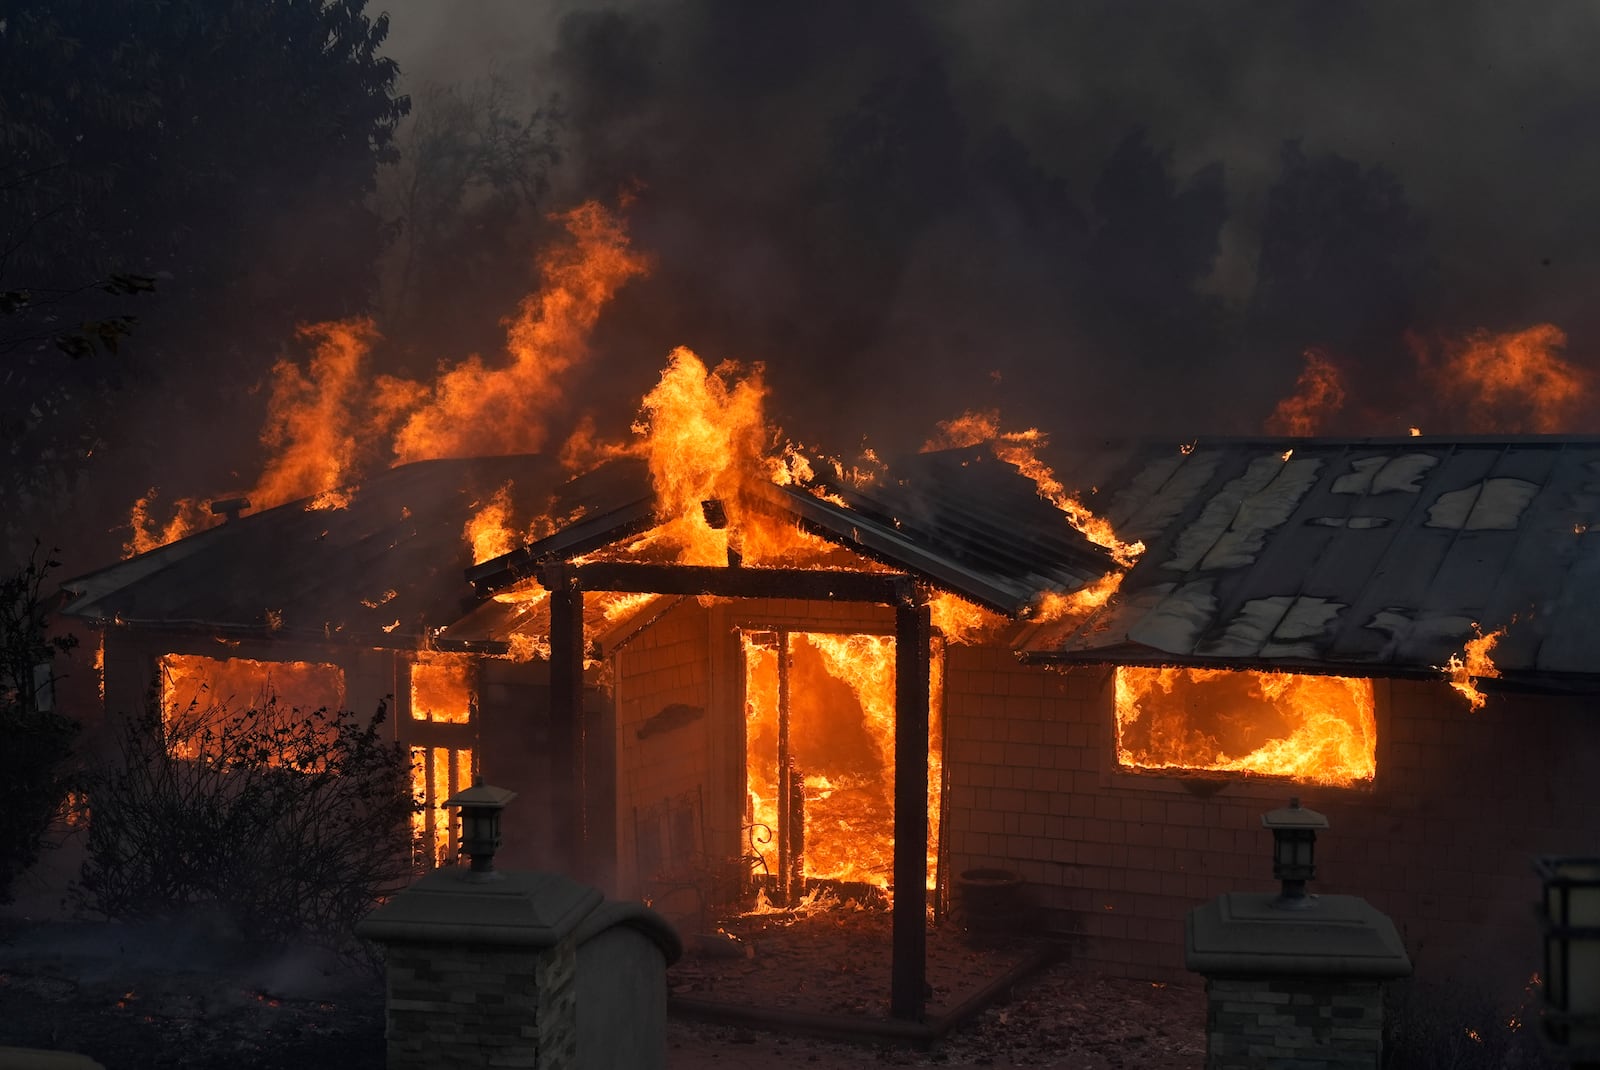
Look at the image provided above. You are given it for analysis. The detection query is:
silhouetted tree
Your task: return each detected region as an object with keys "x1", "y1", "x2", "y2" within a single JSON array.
[{"x1": 0, "y1": 0, "x2": 410, "y2": 564}]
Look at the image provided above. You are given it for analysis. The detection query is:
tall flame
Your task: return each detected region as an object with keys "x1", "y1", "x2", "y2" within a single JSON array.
[
  {"x1": 124, "y1": 201, "x2": 646, "y2": 557},
  {"x1": 386, "y1": 202, "x2": 650, "y2": 463},
  {"x1": 1445, "y1": 624, "x2": 1505, "y2": 711},
  {"x1": 1265, "y1": 349, "x2": 1346, "y2": 436}
]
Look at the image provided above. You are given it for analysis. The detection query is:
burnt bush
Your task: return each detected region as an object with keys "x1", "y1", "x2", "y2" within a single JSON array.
[
  {"x1": 0, "y1": 547, "x2": 80, "y2": 904},
  {"x1": 74, "y1": 697, "x2": 415, "y2": 959}
]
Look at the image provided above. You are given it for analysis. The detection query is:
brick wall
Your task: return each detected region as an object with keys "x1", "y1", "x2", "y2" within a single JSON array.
[
  {"x1": 942, "y1": 649, "x2": 1600, "y2": 994},
  {"x1": 1204, "y1": 977, "x2": 1384, "y2": 1070}
]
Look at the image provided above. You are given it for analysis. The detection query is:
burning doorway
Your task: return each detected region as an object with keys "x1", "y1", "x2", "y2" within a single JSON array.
[{"x1": 741, "y1": 630, "x2": 944, "y2": 905}]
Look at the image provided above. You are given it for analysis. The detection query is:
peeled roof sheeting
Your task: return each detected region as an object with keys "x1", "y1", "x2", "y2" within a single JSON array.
[{"x1": 1017, "y1": 437, "x2": 1600, "y2": 684}]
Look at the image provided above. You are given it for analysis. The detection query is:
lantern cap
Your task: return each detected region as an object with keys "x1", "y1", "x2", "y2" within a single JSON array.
[
  {"x1": 444, "y1": 776, "x2": 517, "y2": 811},
  {"x1": 1262, "y1": 797, "x2": 1328, "y2": 832}
]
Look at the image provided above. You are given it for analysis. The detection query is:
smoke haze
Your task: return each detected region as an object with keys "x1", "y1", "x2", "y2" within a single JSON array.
[{"x1": 377, "y1": 0, "x2": 1600, "y2": 451}]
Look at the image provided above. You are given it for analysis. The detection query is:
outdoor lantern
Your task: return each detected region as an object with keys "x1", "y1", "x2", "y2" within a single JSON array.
[
  {"x1": 1535, "y1": 856, "x2": 1600, "y2": 1065},
  {"x1": 1262, "y1": 797, "x2": 1328, "y2": 908},
  {"x1": 444, "y1": 777, "x2": 517, "y2": 880}
]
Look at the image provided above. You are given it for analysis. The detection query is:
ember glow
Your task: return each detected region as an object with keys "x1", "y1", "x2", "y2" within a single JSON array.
[
  {"x1": 1114, "y1": 667, "x2": 1376, "y2": 786},
  {"x1": 1445, "y1": 624, "x2": 1505, "y2": 711},
  {"x1": 742, "y1": 631, "x2": 943, "y2": 898},
  {"x1": 1264, "y1": 350, "x2": 1346, "y2": 436},
  {"x1": 925, "y1": 409, "x2": 1144, "y2": 568}
]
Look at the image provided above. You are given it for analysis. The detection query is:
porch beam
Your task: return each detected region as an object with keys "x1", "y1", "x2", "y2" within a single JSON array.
[
  {"x1": 567, "y1": 562, "x2": 915, "y2": 605},
  {"x1": 891, "y1": 598, "x2": 932, "y2": 1022}
]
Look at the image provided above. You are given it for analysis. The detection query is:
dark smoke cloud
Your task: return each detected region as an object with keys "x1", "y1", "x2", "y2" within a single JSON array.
[{"x1": 380, "y1": 0, "x2": 1600, "y2": 451}]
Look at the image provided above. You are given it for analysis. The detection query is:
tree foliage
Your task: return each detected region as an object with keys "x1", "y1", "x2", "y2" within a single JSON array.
[
  {"x1": 0, "y1": 548, "x2": 80, "y2": 904},
  {"x1": 75, "y1": 697, "x2": 414, "y2": 959},
  {"x1": 0, "y1": 0, "x2": 411, "y2": 564}
]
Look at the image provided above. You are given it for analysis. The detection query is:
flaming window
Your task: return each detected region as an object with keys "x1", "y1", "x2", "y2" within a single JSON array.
[
  {"x1": 159, "y1": 654, "x2": 345, "y2": 761},
  {"x1": 410, "y1": 653, "x2": 475, "y2": 723},
  {"x1": 741, "y1": 630, "x2": 943, "y2": 903},
  {"x1": 1114, "y1": 667, "x2": 1376, "y2": 787}
]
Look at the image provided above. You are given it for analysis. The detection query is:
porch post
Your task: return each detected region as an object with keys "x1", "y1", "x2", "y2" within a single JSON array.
[
  {"x1": 891, "y1": 593, "x2": 931, "y2": 1021},
  {"x1": 546, "y1": 564, "x2": 586, "y2": 875}
]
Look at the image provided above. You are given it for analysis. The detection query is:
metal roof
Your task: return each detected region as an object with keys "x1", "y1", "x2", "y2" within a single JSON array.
[
  {"x1": 1016, "y1": 435, "x2": 1600, "y2": 686},
  {"x1": 60, "y1": 455, "x2": 569, "y2": 646}
]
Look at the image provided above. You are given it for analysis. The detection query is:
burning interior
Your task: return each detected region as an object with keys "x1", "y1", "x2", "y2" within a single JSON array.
[
  {"x1": 1113, "y1": 667, "x2": 1377, "y2": 787},
  {"x1": 741, "y1": 629, "x2": 944, "y2": 901}
]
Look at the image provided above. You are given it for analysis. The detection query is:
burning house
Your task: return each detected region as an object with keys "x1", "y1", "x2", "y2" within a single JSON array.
[{"x1": 59, "y1": 427, "x2": 1600, "y2": 1014}]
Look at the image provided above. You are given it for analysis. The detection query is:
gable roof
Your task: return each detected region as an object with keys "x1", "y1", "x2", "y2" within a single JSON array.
[
  {"x1": 465, "y1": 447, "x2": 1115, "y2": 616},
  {"x1": 1016, "y1": 435, "x2": 1600, "y2": 688},
  {"x1": 60, "y1": 455, "x2": 567, "y2": 647}
]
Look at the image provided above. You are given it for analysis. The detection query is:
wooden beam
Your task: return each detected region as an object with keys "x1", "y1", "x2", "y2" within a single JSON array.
[
  {"x1": 546, "y1": 569, "x2": 586, "y2": 874},
  {"x1": 570, "y1": 561, "x2": 916, "y2": 605},
  {"x1": 891, "y1": 599, "x2": 932, "y2": 1021}
]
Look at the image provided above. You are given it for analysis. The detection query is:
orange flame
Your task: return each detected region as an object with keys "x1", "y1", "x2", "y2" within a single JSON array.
[
  {"x1": 386, "y1": 202, "x2": 650, "y2": 463},
  {"x1": 1445, "y1": 624, "x2": 1505, "y2": 711},
  {"x1": 1032, "y1": 572, "x2": 1124, "y2": 624},
  {"x1": 465, "y1": 483, "x2": 519, "y2": 566},
  {"x1": 124, "y1": 201, "x2": 646, "y2": 557},
  {"x1": 633, "y1": 348, "x2": 825, "y2": 566},
  {"x1": 1426, "y1": 324, "x2": 1590, "y2": 432},
  {"x1": 159, "y1": 654, "x2": 345, "y2": 763},
  {"x1": 928, "y1": 591, "x2": 1005, "y2": 645},
  {"x1": 1264, "y1": 350, "x2": 1346, "y2": 436},
  {"x1": 924, "y1": 409, "x2": 1144, "y2": 568},
  {"x1": 252, "y1": 318, "x2": 378, "y2": 511},
  {"x1": 1114, "y1": 667, "x2": 1376, "y2": 786}
]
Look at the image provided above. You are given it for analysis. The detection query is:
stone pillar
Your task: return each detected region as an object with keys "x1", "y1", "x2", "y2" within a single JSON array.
[
  {"x1": 357, "y1": 869, "x2": 603, "y2": 1070},
  {"x1": 1186, "y1": 892, "x2": 1411, "y2": 1070}
]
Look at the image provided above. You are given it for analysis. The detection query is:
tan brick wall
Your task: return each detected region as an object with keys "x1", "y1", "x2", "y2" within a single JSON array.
[
  {"x1": 614, "y1": 599, "x2": 713, "y2": 896},
  {"x1": 943, "y1": 653, "x2": 1600, "y2": 992}
]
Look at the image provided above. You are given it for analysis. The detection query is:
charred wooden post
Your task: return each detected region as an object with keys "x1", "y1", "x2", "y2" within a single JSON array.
[
  {"x1": 776, "y1": 632, "x2": 794, "y2": 905},
  {"x1": 546, "y1": 564, "x2": 586, "y2": 876},
  {"x1": 891, "y1": 596, "x2": 932, "y2": 1022},
  {"x1": 787, "y1": 765, "x2": 806, "y2": 906}
]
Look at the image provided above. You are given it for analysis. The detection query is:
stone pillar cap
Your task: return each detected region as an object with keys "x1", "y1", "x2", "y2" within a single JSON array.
[
  {"x1": 1186, "y1": 892, "x2": 1412, "y2": 979},
  {"x1": 357, "y1": 868, "x2": 604, "y2": 948}
]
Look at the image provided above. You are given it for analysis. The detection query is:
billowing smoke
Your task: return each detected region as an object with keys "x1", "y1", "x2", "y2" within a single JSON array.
[{"x1": 377, "y1": 0, "x2": 1600, "y2": 451}]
